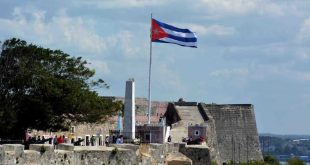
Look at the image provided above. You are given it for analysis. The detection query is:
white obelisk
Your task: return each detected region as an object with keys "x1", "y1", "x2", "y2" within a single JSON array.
[{"x1": 123, "y1": 78, "x2": 135, "y2": 140}]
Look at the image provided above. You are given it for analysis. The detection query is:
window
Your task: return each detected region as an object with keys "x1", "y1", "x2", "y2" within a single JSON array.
[
  {"x1": 71, "y1": 126, "x2": 75, "y2": 133},
  {"x1": 194, "y1": 130, "x2": 200, "y2": 136},
  {"x1": 145, "y1": 134, "x2": 150, "y2": 141}
]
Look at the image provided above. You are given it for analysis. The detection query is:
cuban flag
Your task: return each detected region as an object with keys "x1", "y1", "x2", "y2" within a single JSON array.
[{"x1": 151, "y1": 18, "x2": 197, "y2": 48}]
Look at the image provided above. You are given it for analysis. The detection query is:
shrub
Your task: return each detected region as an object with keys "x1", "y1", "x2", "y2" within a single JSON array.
[
  {"x1": 287, "y1": 157, "x2": 305, "y2": 165},
  {"x1": 40, "y1": 146, "x2": 46, "y2": 155},
  {"x1": 111, "y1": 147, "x2": 119, "y2": 155},
  {"x1": 211, "y1": 160, "x2": 218, "y2": 165},
  {"x1": 264, "y1": 155, "x2": 280, "y2": 165}
]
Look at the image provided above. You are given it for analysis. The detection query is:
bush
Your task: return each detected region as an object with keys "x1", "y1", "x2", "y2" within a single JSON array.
[
  {"x1": 40, "y1": 146, "x2": 46, "y2": 155},
  {"x1": 211, "y1": 160, "x2": 218, "y2": 165},
  {"x1": 287, "y1": 157, "x2": 305, "y2": 165},
  {"x1": 264, "y1": 155, "x2": 280, "y2": 165},
  {"x1": 111, "y1": 147, "x2": 119, "y2": 155}
]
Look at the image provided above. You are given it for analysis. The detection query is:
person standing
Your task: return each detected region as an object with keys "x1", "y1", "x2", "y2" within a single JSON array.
[
  {"x1": 116, "y1": 136, "x2": 122, "y2": 144},
  {"x1": 90, "y1": 135, "x2": 95, "y2": 146},
  {"x1": 63, "y1": 135, "x2": 67, "y2": 143},
  {"x1": 168, "y1": 135, "x2": 172, "y2": 142},
  {"x1": 57, "y1": 135, "x2": 62, "y2": 144},
  {"x1": 105, "y1": 135, "x2": 109, "y2": 146},
  {"x1": 53, "y1": 135, "x2": 58, "y2": 149}
]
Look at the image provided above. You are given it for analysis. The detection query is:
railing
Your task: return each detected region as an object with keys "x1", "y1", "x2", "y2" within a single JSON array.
[
  {"x1": 0, "y1": 139, "x2": 23, "y2": 145},
  {"x1": 109, "y1": 130, "x2": 163, "y2": 144}
]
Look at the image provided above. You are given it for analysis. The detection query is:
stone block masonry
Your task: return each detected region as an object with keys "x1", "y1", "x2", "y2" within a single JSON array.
[
  {"x1": 3, "y1": 144, "x2": 24, "y2": 157},
  {"x1": 179, "y1": 143, "x2": 211, "y2": 165},
  {"x1": 0, "y1": 143, "x2": 211, "y2": 165},
  {"x1": 124, "y1": 79, "x2": 135, "y2": 140},
  {"x1": 201, "y1": 103, "x2": 263, "y2": 163}
]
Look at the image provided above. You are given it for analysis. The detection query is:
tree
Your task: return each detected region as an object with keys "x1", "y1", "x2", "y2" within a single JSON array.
[
  {"x1": 0, "y1": 38, "x2": 121, "y2": 138},
  {"x1": 287, "y1": 157, "x2": 305, "y2": 165},
  {"x1": 264, "y1": 155, "x2": 280, "y2": 165}
]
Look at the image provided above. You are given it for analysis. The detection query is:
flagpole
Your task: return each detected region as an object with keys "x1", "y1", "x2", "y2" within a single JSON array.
[{"x1": 147, "y1": 13, "x2": 153, "y2": 124}]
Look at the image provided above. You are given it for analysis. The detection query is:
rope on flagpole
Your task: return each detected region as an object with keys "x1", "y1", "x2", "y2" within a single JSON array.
[{"x1": 147, "y1": 13, "x2": 153, "y2": 124}]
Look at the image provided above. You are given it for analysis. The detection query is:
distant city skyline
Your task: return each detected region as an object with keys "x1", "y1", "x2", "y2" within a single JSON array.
[{"x1": 1, "y1": 0, "x2": 310, "y2": 134}]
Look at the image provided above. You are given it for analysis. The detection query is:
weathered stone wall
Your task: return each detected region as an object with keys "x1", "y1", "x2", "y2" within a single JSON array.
[
  {"x1": 188, "y1": 125, "x2": 207, "y2": 141},
  {"x1": 198, "y1": 103, "x2": 221, "y2": 164},
  {"x1": 73, "y1": 122, "x2": 116, "y2": 137},
  {"x1": 0, "y1": 144, "x2": 141, "y2": 165},
  {"x1": 0, "y1": 143, "x2": 211, "y2": 165},
  {"x1": 136, "y1": 125, "x2": 165, "y2": 143},
  {"x1": 35, "y1": 121, "x2": 117, "y2": 145},
  {"x1": 179, "y1": 143, "x2": 211, "y2": 165},
  {"x1": 201, "y1": 103, "x2": 263, "y2": 163}
]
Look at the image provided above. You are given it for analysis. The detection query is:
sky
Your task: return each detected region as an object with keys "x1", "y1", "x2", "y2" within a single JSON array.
[{"x1": 1, "y1": 0, "x2": 310, "y2": 135}]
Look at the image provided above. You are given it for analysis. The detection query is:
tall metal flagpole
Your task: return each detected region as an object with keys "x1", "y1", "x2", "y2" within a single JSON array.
[{"x1": 147, "y1": 13, "x2": 153, "y2": 124}]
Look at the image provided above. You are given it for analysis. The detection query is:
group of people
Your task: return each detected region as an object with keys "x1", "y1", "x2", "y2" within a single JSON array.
[
  {"x1": 53, "y1": 135, "x2": 67, "y2": 145},
  {"x1": 115, "y1": 135, "x2": 123, "y2": 144},
  {"x1": 25, "y1": 130, "x2": 127, "y2": 148},
  {"x1": 25, "y1": 135, "x2": 47, "y2": 143}
]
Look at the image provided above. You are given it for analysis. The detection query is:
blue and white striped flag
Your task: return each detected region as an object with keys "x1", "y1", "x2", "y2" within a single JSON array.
[{"x1": 151, "y1": 18, "x2": 197, "y2": 48}]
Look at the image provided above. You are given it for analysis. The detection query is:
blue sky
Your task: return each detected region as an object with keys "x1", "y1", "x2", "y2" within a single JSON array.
[{"x1": 1, "y1": 0, "x2": 310, "y2": 134}]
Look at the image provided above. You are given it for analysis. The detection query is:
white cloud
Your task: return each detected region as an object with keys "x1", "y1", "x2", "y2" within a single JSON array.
[
  {"x1": 177, "y1": 23, "x2": 235, "y2": 36},
  {"x1": 154, "y1": 63, "x2": 185, "y2": 92},
  {"x1": 210, "y1": 68, "x2": 249, "y2": 77},
  {"x1": 198, "y1": 0, "x2": 285, "y2": 17},
  {"x1": 115, "y1": 31, "x2": 142, "y2": 58},
  {"x1": 55, "y1": 16, "x2": 107, "y2": 54},
  {"x1": 0, "y1": 7, "x2": 107, "y2": 55},
  {"x1": 74, "y1": 0, "x2": 168, "y2": 8},
  {"x1": 105, "y1": 31, "x2": 148, "y2": 59},
  {"x1": 203, "y1": 24, "x2": 235, "y2": 36},
  {"x1": 296, "y1": 51, "x2": 310, "y2": 60},
  {"x1": 296, "y1": 18, "x2": 310, "y2": 42},
  {"x1": 87, "y1": 60, "x2": 110, "y2": 75},
  {"x1": 260, "y1": 2, "x2": 284, "y2": 16},
  {"x1": 200, "y1": 0, "x2": 256, "y2": 14},
  {"x1": 239, "y1": 61, "x2": 301, "y2": 82},
  {"x1": 296, "y1": 72, "x2": 310, "y2": 81}
]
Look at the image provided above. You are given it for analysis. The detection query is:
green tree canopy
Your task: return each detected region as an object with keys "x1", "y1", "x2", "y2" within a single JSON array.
[
  {"x1": 264, "y1": 155, "x2": 280, "y2": 165},
  {"x1": 287, "y1": 157, "x2": 305, "y2": 165},
  {"x1": 0, "y1": 38, "x2": 121, "y2": 138}
]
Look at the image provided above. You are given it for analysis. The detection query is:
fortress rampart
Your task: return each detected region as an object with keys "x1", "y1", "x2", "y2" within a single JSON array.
[
  {"x1": 0, "y1": 143, "x2": 211, "y2": 165},
  {"x1": 200, "y1": 103, "x2": 263, "y2": 163}
]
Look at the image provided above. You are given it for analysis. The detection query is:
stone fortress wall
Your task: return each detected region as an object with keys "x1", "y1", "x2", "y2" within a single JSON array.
[
  {"x1": 15, "y1": 97, "x2": 262, "y2": 164},
  {"x1": 200, "y1": 103, "x2": 263, "y2": 163},
  {"x1": 164, "y1": 101, "x2": 263, "y2": 164},
  {"x1": 0, "y1": 143, "x2": 211, "y2": 165}
]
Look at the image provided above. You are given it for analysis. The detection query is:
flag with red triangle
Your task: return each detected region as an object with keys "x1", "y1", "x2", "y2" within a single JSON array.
[{"x1": 151, "y1": 18, "x2": 197, "y2": 48}]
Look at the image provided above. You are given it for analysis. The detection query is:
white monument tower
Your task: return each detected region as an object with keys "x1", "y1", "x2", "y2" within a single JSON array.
[{"x1": 123, "y1": 78, "x2": 135, "y2": 140}]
